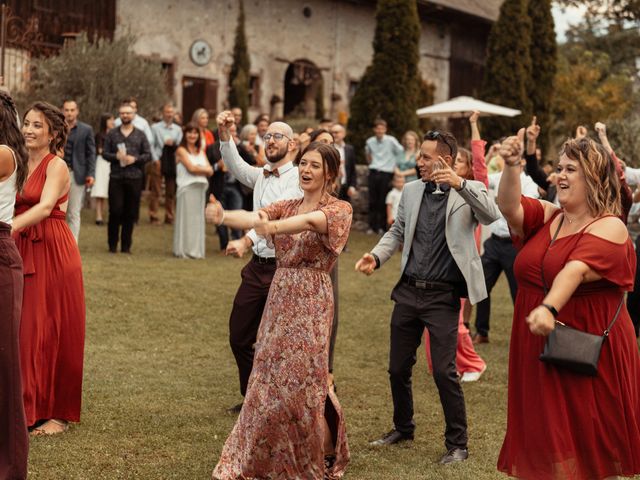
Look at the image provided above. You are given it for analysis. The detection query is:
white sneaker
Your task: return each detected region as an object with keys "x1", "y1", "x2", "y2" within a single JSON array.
[{"x1": 460, "y1": 365, "x2": 486, "y2": 383}]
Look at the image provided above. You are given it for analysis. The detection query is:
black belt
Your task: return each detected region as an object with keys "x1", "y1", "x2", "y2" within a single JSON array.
[
  {"x1": 401, "y1": 275, "x2": 454, "y2": 291},
  {"x1": 252, "y1": 254, "x2": 276, "y2": 265},
  {"x1": 491, "y1": 234, "x2": 512, "y2": 242}
]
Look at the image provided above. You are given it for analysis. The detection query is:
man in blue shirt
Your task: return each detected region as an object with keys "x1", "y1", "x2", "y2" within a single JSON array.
[{"x1": 365, "y1": 119, "x2": 404, "y2": 234}]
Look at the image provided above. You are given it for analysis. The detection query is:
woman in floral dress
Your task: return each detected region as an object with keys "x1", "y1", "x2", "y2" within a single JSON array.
[{"x1": 207, "y1": 142, "x2": 352, "y2": 479}]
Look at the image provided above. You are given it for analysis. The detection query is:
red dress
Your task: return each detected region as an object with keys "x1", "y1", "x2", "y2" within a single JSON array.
[
  {"x1": 13, "y1": 153, "x2": 86, "y2": 425},
  {"x1": 498, "y1": 197, "x2": 640, "y2": 479}
]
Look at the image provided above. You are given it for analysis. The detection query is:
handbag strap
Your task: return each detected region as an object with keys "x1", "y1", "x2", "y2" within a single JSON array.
[
  {"x1": 541, "y1": 213, "x2": 625, "y2": 337},
  {"x1": 540, "y1": 213, "x2": 564, "y2": 295}
]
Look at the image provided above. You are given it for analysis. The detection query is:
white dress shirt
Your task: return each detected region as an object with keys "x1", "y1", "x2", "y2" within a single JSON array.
[
  {"x1": 220, "y1": 140, "x2": 303, "y2": 258},
  {"x1": 488, "y1": 171, "x2": 540, "y2": 238}
]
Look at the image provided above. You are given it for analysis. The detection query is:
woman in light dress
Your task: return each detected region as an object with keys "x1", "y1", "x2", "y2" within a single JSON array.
[
  {"x1": 91, "y1": 113, "x2": 115, "y2": 225},
  {"x1": 173, "y1": 123, "x2": 213, "y2": 258}
]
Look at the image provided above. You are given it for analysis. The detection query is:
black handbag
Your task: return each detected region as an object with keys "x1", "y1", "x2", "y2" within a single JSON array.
[{"x1": 537, "y1": 214, "x2": 624, "y2": 376}]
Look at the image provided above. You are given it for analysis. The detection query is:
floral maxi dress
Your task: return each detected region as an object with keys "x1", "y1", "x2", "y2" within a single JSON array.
[{"x1": 213, "y1": 195, "x2": 352, "y2": 480}]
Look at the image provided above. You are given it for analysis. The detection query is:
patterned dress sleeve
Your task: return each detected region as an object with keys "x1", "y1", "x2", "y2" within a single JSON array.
[
  {"x1": 261, "y1": 199, "x2": 292, "y2": 221},
  {"x1": 319, "y1": 199, "x2": 353, "y2": 255},
  {"x1": 510, "y1": 195, "x2": 547, "y2": 247},
  {"x1": 567, "y1": 235, "x2": 635, "y2": 290}
]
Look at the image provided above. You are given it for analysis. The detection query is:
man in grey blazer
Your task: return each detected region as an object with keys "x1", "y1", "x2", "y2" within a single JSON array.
[
  {"x1": 63, "y1": 100, "x2": 96, "y2": 242},
  {"x1": 356, "y1": 130, "x2": 500, "y2": 464}
]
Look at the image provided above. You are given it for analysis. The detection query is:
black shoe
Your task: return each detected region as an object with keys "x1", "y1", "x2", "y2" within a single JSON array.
[
  {"x1": 439, "y1": 447, "x2": 469, "y2": 464},
  {"x1": 369, "y1": 429, "x2": 414, "y2": 446},
  {"x1": 108, "y1": 247, "x2": 117, "y2": 253},
  {"x1": 226, "y1": 402, "x2": 243, "y2": 414},
  {"x1": 95, "y1": 220, "x2": 104, "y2": 226}
]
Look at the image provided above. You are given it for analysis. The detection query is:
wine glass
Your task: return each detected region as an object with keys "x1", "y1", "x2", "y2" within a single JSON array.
[{"x1": 431, "y1": 159, "x2": 445, "y2": 195}]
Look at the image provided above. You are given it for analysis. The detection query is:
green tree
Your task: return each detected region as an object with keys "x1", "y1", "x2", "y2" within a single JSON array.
[
  {"x1": 480, "y1": 0, "x2": 533, "y2": 139},
  {"x1": 17, "y1": 34, "x2": 169, "y2": 132},
  {"x1": 227, "y1": 0, "x2": 250, "y2": 125},
  {"x1": 557, "y1": 0, "x2": 640, "y2": 22},
  {"x1": 347, "y1": 0, "x2": 421, "y2": 162},
  {"x1": 527, "y1": 0, "x2": 557, "y2": 152}
]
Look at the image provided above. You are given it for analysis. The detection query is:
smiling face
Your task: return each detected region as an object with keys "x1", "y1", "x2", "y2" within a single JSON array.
[
  {"x1": 454, "y1": 152, "x2": 470, "y2": 178},
  {"x1": 416, "y1": 140, "x2": 452, "y2": 182},
  {"x1": 63, "y1": 101, "x2": 79, "y2": 126},
  {"x1": 22, "y1": 109, "x2": 51, "y2": 151},
  {"x1": 198, "y1": 111, "x2": 209, "y2": 129},
  {"x1": 185, "y1": 128, "x2": 199, "y2": 147},
  {"x1": 555, "y1": 154, "x2": 586, "y2": 208},
  {"x1": 298, "y1": 150, "x2": 327, "y2": 192},
  {"x1": 264, "y1": 124, "x2": 293, "y2": 163}
]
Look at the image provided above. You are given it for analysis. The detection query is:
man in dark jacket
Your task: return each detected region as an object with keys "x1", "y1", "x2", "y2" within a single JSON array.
[{"x1": 63, "y1": 100, "x2": 96, "y2": 242}]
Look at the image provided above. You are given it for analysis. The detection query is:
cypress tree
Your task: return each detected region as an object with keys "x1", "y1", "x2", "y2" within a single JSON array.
[
  {"x1": 528, "y1": 0, "x2": 557, "y2": 153},
  {"x1": 347, "y1": 0, "x2": 421, "y2": 162},
  {"x1": 228, "y1": 0, "x2": 250, "y2": 125},
  {"x1": 480, "y1": 0, "x2": 533, "y2": 139}
]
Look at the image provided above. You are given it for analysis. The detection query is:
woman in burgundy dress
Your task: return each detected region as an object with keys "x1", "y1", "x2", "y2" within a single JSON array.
[
  {"x1": 496, "y1": 134, "x2": 640, "y2": 479},
  {"x1": 12, "y1": 102, "x2": 85, "y2": 435},
  {"x1": 0, "y1": 91, "x2": 29, "y2": 479},
  {"x1": 207, "y1": 142, "x2": 352, "y2": 479}
]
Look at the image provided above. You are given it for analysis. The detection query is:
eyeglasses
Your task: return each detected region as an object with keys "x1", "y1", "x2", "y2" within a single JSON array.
[
  {"x1": 424, "y1": 130, "x2": 453, "y2": 156},
  {"x1": 263, "y1": 133, "x2": 291, "y2": 142}
]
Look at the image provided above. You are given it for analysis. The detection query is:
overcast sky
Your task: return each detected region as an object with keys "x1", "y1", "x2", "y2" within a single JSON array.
[{"x1": 552, "y1": 3, "x2": 587, "y2": 42}]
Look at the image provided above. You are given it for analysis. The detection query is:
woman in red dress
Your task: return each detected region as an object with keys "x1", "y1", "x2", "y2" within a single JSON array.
[
  {"x1": 207, "y1": 142, "x2": 351, "y2": 479},
  {"x1": 496, "y1": 134, "x2": 640, "y2": 479},
  {"x1": 12, "y1": 102, "x2": 85, "y2": 435}
]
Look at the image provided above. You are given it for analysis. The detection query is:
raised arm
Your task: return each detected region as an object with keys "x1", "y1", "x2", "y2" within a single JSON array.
[
  {"x1": 469, "y1": 111, "x2": 488, "y2": 187},
  {"x1": 12, "y1": 157, "x2": 69, "y2": 232},
  {"x1": 217, "y1": 111, "x2": 261, "y2": 187},
  {"x1": 497, "y1": 135, "x2": 527, "y2": 236},
  {"x1": 524, "y1": 116, "x2": 550, "y2": 190}
]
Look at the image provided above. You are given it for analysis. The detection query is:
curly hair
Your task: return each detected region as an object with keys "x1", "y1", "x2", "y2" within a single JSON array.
[
  {"x1": 24, "y1": 101, "x2": 68, "y2": 155},
  {"x1": 560, "y1": 137, "x2": 621, "y2": 217},
  {"x1": 0, "y1": 91, "x2": 28, "y2": 192}
]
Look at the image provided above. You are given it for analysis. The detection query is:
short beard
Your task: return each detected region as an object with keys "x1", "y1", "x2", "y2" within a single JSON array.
[{"x1": 266, "y1": 146, "x2": 287, "y2": 164}]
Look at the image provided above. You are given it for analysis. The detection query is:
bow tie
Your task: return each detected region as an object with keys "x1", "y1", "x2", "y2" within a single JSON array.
[
  {"x1": 424, "y1": 181, "x2": 450, "y2": 194},
  {"x1": 263, "y1": 168, "x2": 280, "y2": 178}
]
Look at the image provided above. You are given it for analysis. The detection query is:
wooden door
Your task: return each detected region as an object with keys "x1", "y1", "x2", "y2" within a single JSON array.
[{"x1": 182, "y1": 76, "x2": 218, "y2": 124}]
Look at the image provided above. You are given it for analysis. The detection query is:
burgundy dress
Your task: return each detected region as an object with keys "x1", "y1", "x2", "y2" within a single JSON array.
[
  {"x1": 213, "y1": 195, "x2": 352, "y2": 480},
  {"x1": 498, "y1": 197, "x2": 640, "y2": 479},
  {"x1": 13, "y1": 153, "x2": 86, "y2": 426}
]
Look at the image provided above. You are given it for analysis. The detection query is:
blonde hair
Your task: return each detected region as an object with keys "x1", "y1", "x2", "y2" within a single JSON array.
[
  {"x1": 402, "y1": 130, "x2": 420, "y2": 151},
  {"x1": 560, "y1": 137, "x2": 621, "y2": 217}
]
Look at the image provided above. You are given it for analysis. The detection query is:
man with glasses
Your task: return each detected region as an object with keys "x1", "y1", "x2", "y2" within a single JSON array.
[
  {"x1": 102, "y1": 101, "x2": 152, "y2": 253},
  {"x1": 365, "y1": 119, "x2": 404, "y2": 234},
  {"x1": 355, "y1": 130, "x2": 499, "y2": 464},
  {"x1": 331, "y1": 124, "x2": 358, "y2": 203},
  {"x1": 208, "y1": 110, "x2": 302, "y2": 413}
]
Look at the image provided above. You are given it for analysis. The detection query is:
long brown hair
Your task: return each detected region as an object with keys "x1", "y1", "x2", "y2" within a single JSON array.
[
  {"x1": 560, "y1": 137, "x2": 621, "y2": 217},
  {"x1": 457, "y1": 147, "x2": 475, "y2": 180},
  {"x1": 300, "y1": 141, "x2": 340, "y2": 194},
  {"x1": 0, "y1": 91, "x2": 28, "y2": 191},
  {"x1": 24, "y1": 101, "x2": 69, "y2": 155}
]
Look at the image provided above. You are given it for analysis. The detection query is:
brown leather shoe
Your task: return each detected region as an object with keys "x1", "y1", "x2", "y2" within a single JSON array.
[
  {"x1": 439, "y1": 447, "x2": 469, "y2": 464},
  {"x1": 472, "y1": 333, "x2": 489, "y2": 345}
]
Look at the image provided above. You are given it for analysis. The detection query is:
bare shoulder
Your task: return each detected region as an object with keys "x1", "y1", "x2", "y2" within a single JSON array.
[
  {"x1": 0, "y1": 146, "x2": 16, "y2": 174},
  {"x1": 585, "y1": 216, "x2": 628, "y2": 244},
  {"x1": 540, "y1": 200, "x2": 559, "y2": 223},
  {"x1": 46, "y1": 156, "x2": 70, "y2": 179}
]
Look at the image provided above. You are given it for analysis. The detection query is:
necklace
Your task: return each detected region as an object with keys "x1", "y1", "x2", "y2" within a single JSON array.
[{"x1": 563, "y1": 210, "x2": 592, "y2": 226}]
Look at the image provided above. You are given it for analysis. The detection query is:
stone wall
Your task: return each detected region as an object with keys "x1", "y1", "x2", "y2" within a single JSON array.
[{"x1": 115, "y1": 0, "x2": 452, "y2": 119}]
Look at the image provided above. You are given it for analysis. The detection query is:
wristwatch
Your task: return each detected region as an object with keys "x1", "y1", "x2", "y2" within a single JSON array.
[{"x1": 455, "y1": 179, "x2": 466, "y2": 191}]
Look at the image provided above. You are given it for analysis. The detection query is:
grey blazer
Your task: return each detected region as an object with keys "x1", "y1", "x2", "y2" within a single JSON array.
[{"x1": 371, "y1": 179, "x2": 500, "y2": 305}]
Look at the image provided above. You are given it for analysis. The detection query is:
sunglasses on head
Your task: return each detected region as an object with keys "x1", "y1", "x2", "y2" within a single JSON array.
[{"x1": 424, "y1": 130, "x2": 453, "y2": 156}]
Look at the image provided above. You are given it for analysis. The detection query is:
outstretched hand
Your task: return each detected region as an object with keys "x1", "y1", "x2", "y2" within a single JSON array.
[
  {"x1": 253, "y1": 211, "x2": 271, "y2": 237},
  {"x1": 355, "y1": 253, "x2": 377, "y2": 276},
  {"x1": 216, "y1": 110, "x2": 235, "y2": 133},
  {"x1": 205, "y1": 194, "x2": 224, "y2": 225}
]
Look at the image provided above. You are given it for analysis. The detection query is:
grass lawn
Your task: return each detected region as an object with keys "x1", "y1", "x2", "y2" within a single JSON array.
[{"x1": 25, "y1": 206, "x2": 636, "y2": 479}]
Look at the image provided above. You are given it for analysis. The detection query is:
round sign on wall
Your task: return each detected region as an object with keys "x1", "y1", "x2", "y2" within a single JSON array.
[{"x1": 189, "y1": 40, "x2": 212, "y2": 66}]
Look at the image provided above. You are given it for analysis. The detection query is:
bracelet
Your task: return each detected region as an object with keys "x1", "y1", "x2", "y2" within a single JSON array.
[
  {"x1": 541, "y1": 303, "x2": 558, "y2": 317},
  {"x1": 217, "y1": 209, "x2": 225, "y2": 226}
]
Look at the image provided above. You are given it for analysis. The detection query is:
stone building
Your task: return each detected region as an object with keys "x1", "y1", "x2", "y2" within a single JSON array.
[{"x1": 6, "y1": 0, "x2": 502, "y2": 123}]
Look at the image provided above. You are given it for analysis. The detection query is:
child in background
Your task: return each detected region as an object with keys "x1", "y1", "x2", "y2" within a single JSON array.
[{"x1": 385, "y1": 174, "x2": 404, "y2": 227}]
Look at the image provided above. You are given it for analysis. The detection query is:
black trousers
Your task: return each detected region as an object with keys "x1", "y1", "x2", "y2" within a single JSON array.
[
  {"x1": 108, "y1": 176, "x2": 143, "y2": 252},
  {"x1": 626, "y1": 235, "x2": 640, "y2": 337},
  {"x1": 368, "y1": 169, "x2": 394, "y2": 232},
  {"x1": 229, "y1": 259, "x2": 277, "y2": 396},
  {"x1": 389, "y1": 282, "x2": 467, "y2": 450},
  {"x1": 475, "y1": 235, "x2": 519, "y2": 337}
]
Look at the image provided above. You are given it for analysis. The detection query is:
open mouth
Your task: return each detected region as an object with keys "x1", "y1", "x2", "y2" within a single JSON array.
[
  {"x1": 301, "y1": 174, "x2": 312, "y2": 183},
  {"x1": 558, "y1": 182, "x2": 569, "y2": 190}
]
